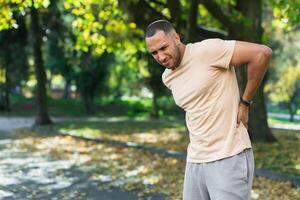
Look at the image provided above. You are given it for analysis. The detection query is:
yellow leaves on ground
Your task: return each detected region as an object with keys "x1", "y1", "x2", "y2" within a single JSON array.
[
  {"x1": 252, "y1": 177, "x2": 300, "y2": 200},
  {"x1": 54, "y1": 120, "x2": 300, "y2": 177},
  {"x1": 253, "y1": 129, "x2": 300, "y2": 176},
  {"x1": 12, "y1": 128, "x2": 300, "y2": 199},
  {"x1": 13, "y1": 128, "x2": 186, "y2": 198},
  {"x1": 59, "y1": 125, "x2": 187, "y2": 151}
]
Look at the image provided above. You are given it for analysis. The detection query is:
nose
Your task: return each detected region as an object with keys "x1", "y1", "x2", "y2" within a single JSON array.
[{"x1": 157, "y1": 52, "x2": 167, "y2": 63}]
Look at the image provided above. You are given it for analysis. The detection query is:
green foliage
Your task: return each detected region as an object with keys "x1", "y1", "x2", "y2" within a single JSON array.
[
  {"x1": 271, "y1": 0, "x2": 300, "y2": 30},
  {"x1": 265, "y1": 54, "x2": 300, "y2": 120},
  {"x1": 266, "y1": 59, "x2": 300, "y2": 102},
  {"x1": 0, "y1": 0, "x2": 50, "y2": 31},
  {"x1": 63, "y1": 0, "x2": 142, "y2": 55},
  {"x1": 0, "y1": 14, "x2": 28, "y2": 94}
]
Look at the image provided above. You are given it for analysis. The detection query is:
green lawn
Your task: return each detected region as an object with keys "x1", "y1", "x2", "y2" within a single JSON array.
[
  {"x1": 2, "y1": 95, "x2": 182, "y2": 118},
  {"x1": 268, "y1": 116, "x2": 300, "y2": 125}
]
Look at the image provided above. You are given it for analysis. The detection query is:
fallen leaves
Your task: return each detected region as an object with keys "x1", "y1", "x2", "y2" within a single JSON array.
[
  {"x1": 11, "y1": 128, "x2": 300, "y2": 199},
  {"x1": 49, "y1": 120, "x2": 300, "y2": 177}
]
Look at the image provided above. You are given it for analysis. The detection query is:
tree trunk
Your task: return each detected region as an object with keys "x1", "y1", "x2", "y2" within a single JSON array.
[
  {"x1": 0, "y1": 67, "x2": 10, "y2": 111},
  {"x1": 200, "y1": 0, "x2": 276, "y2": 142},
  {"x1": 0, "y1": 67, "x2": 3, "y2": 111},
  {"x1": 83, "y1": 93, "x2": 95, "y2": 115},
  {"x1": 228, "y1": 0, "x2": 276, "y2": 142},
  {"x1": 4, "y1": 70, "x2": 10, "y2": 111},
  {"x1": 120, "y1": 0, "x2": 276, "y2": 142},
  {"x1": 151, "y1": 91, "x2": 159, "y2": 118},
  {"x1": 63, "y1": 78, "x2": 71, "y2": 99},
  {"x1": 166, "y1": 0, "x2": 182, "y2": 33},
  {"x1": 186, "y1": 0, "x2": 199, "y2": 42},
  {"x1": 30, "y1": 4, "x2": 52, "y2": 125},
  {"x1": 288, "y1": 102, "x2": 296, "y2": 122},
  {"x1": 147, "y1": 56, "x2": 164, "y2": 119}
]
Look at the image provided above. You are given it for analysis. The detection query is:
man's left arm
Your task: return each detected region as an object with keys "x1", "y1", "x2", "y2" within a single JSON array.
[{"x1": 230, "y1": 41, "x2": 273, "y2": 128}]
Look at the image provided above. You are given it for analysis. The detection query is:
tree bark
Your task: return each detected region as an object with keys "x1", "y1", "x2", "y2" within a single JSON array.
[
  {"x1": 288, "y1": 102, "x2": 294, "y2": 122},
  {"x1": 235, "y1": 0, "x2": 276, "y2": 142},
  {"x1": 166, "y1": 0, "x2": 182, "y2": 32},
  {"x1": 201, "y1": 0, "x2": 276, "y2": 142},
  {"x1": 187, "y1": 0, "x2": 199, "y2": 42},
  {"x1": 151, "y1": 92, "x2": 159, "y2": 118},
  {"x1": 4, "y1": 69, "x2": 10, "y2": 111},
  {"x1": 147, "y1": 56, "x2": 164, "y2": 119},
  {"x1": 63, "y1": 78, "x2": 71, "y2": 99},
  {"x1": 30, "y1": 4, "x2": 52, "y2": 125},
  {"x1": 120, "y1": 0, "x2": 276, "y2": 142}
]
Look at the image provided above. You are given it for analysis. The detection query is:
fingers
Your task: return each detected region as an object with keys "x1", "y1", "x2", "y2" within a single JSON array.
[
  {"x1": 237, "y1": 104, "x2": 249, "y2": 129},
  {"x1": 237, "y1": 114, "x2": 249, "y2": 129},
  {"x1": 244, "y1": 122, "x2": 248, "y2": 129},
  {"x1": 236, "y1": 114, "x2": 241, "y2": 128},
  {"x1": 240, "y1": 119, "x2": 249, "y2": 129}
]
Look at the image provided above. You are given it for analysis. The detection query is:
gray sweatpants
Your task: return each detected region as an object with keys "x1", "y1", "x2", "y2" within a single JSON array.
[{"x1": 183, "y1": 148, "x2": 254, "y2": 200}]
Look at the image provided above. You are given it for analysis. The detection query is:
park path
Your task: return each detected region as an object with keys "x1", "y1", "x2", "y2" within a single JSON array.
[
  {"x1": 0, "y1": 114, "x2": 299, "y2": 199},
  {"x1": 0, "y1": 119, "x2": 164, "y2": 200}
]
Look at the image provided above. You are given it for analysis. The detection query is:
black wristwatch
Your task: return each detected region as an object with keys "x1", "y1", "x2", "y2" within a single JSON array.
[{"x1": 240, "y1": 97, "x2": 253, "y2": 107}]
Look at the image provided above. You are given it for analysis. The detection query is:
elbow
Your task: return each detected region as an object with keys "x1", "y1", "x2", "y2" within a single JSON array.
[
  {"x1": 254, "y1": 45, "x2": 272, "y2": 68},
  {"x1": 261, "y1": 45, "x2": 273, "y2": 60}
]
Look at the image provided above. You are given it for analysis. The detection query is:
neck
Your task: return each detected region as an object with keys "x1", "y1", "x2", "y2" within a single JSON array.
[
  {"x1": 179, "y1": 43, "x2": 186, "y2": 64},
  {"x1": 172, "y1": 43, "x2": 186, "y2": 71}
]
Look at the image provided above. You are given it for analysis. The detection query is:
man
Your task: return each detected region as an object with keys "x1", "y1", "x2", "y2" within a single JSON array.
[{"x1": 145, "y1": 20, "x2": 272, "y2": 200}]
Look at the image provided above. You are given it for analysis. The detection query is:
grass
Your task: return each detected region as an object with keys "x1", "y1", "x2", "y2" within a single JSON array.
[
  {"x1": 267, "y1": 104, "x2": 300, "y2": 115},
  {"x1": 268, "y1": 116, "x2": 300, "y2": 125},
  {"x1": 2, "y1": 95, "x2": 300, "y2": 125},
  {"x1": 1, "y1": 95, "x2": 183, "y2": 119}
]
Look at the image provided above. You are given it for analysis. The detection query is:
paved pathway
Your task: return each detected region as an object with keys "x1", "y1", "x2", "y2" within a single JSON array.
[
  {"x1": 0, "y1": 114, "x2": 299, "y2": 199},
  {"x1": 0, "y1": 122, "x2": 164, "y2": 199}
]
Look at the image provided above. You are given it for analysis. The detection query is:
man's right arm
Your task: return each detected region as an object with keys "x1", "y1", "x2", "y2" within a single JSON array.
[{"x1": 230, "y1": 41, "x2": 272, "y2": 128}]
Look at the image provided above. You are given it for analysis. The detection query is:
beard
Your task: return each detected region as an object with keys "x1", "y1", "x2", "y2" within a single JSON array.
[{"x1": 172, "y1": 43, "x2": 181, "y2": 70}]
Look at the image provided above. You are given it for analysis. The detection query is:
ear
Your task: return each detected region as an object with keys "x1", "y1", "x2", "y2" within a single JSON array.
[{"x1": 174, "y1": 33, "x2": 181, "y2": 44}]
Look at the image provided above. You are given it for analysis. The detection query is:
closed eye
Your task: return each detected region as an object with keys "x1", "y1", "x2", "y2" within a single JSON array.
[{"x1": 150, "y1": 44, "x2": 168, "y2": 56}]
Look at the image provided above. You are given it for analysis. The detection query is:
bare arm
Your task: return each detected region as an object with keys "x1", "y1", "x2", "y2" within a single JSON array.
[
  {"x1": 230, "y1": 41, "x2": 272, "y2": 101},
  {"x1": 230, "y1": 41, "x2": 272, "y2": 128}
]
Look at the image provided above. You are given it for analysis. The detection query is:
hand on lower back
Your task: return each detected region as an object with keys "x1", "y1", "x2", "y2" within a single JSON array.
[{"x1": 237, "y1": 104, "x2": 249, "y2": 129}]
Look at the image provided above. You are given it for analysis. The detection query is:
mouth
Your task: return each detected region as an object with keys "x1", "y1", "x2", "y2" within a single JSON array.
[{"x1": 163, "y1": 60, "x2": 171, "y2": 67}]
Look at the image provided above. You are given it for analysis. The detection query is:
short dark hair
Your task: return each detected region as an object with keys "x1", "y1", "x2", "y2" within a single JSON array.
[{"x1": 145, "y1": 20, "x2": 175, "y2": 38}]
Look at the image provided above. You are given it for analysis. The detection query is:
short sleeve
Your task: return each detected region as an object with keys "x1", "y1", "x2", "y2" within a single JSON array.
[
  {"x1": 162, "y1": 70, "x2": 171, "y2": 90},
  {"x1": 198, "y1": 39, "x2": 236, "y2": 69}
]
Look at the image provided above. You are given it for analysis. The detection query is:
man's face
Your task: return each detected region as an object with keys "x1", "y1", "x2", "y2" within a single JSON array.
[{"x1": 145, "y1": 30, "x2": 181, "y2": 70}]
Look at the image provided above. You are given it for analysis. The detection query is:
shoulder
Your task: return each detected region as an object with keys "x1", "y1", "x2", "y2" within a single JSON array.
[
  {"x1": 198, "y1": 38, "x2": 235, "y2": 48},
  {"x1": 190, "y1": 38, "x2": 227, "y2": 53},
  {"x1": 162, "y1": 69, "x2": 171, "y2": 88}
]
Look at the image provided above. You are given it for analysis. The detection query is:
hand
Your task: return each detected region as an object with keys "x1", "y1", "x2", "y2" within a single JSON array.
[{"x1": 237, "y1": 103, "x2": 249, "y2": 129}]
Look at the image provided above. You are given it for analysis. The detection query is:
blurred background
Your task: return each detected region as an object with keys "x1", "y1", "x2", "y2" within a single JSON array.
[{"x1": 0, "y1": 0, "x2": 299, "y2": 199}]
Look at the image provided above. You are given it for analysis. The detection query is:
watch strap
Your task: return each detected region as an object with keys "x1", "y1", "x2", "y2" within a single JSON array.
[{"x1": 240, "y1": 97, "x2": 253, "y2": 107}]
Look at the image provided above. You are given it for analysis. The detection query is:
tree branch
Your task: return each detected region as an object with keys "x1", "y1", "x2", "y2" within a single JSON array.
[
  {"x1": 196, "y1": 25, "x2": 227, "y2": 41},
  {"x1": 146, "y1": 0, "x2": 166, "y2": 7},
  {"x1": 187, "y1": 0, "x2": 198, "y2": 42},
  {"x1": 118, "y1": 0, "x2": 169, "y2": 30},
  {"x1": 166, "y1": 0, "x2": 182, "y2": 31},
  {"x1": 199, "y1": 0, "x2": 234, "y2": 28}
]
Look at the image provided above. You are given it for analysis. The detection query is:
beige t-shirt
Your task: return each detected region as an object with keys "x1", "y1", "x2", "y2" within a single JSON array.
[{"x1": 162, "y1": 38, "x2": 252, "y2": 163}]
